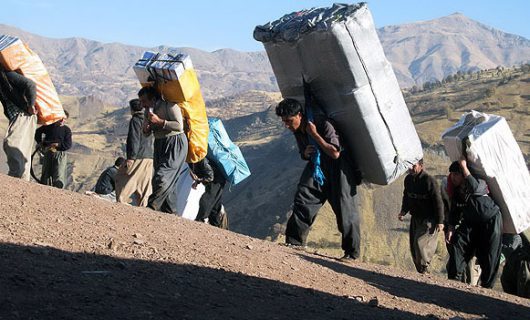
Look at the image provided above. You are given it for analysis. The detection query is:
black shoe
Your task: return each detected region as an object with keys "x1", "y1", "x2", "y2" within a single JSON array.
[{"x1": 339, "y1": 253, "x2": 357, "y2": 263}]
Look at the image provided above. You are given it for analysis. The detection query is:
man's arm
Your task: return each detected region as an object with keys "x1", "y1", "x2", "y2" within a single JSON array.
[
  {"x1": 305, "y1": 121, "x2": 340, "y2": 159},
  {"x1": 126, "y1": 117, "x2": 141, "y2": 160},
  {"x1": 58, "y1": 126, "x2": 72, "y2": 151},
  {"x1": 429, "y1": 176, "x2": 445, "y2": 231},
  {"x1": 5, "y1": 71, "x2": 37, "y2": 114}
]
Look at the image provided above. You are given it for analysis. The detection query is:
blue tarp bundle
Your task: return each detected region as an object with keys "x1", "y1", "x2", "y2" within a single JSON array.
[{"x1": 207, "y1": 118, "x2": 251, "y2": 185}]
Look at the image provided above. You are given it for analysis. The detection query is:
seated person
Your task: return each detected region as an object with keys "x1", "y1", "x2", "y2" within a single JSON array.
[{"x1": 92, "y1": 157, "x2": 126, "y2": 201}]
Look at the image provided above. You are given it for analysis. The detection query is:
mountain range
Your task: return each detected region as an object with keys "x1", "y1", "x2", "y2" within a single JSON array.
[{"x1": 1, "y1": 12, "x2": 529, "y2": 105}]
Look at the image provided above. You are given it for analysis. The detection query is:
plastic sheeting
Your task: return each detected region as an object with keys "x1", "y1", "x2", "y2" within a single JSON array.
[
  {"x1": 175, "y1": 166, "x2": 205, "y2": 220},
  {"x1": 254, "y1": 3, "x2": 422, "y2": 185},
  {"x1": 0, "y1": 35, "x2": 65, "y2": 125},
  {"x1": 207, "y1": 118, "x2": 250, "y2": 185},
  {"x1": 134, "y1": 51, "x2": 208, "y2": 163},
  {"x1": 442, "y1": 111, "x2": 530, "y2": 234}
]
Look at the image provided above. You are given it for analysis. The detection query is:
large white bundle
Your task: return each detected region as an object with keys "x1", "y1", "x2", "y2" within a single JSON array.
[
  {"x1": 442, "y1": 111, "x2": 530, "y2": 234},
  {"x1": 175, "y1": 167, "x2": 205, "y2": 220},
  {"x1": 133, "y1": 51, "x2": 193, "y2": 83},
  {"x1": 254, "y1": 3, "x2": 422, "y2": 185}
]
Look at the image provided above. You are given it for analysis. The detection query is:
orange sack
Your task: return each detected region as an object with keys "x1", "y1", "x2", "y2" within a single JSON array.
[{"x1": 0, "y1": 35, "x2": 65, "y2": 125}]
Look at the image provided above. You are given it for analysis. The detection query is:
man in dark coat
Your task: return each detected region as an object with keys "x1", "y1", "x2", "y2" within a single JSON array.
[
  {"x1": 34, "y1": 110, "x2": 72, "y2": 188},
  {"x1": 115, "y1": 99, "x2": 154, "y2": 206},
  {"x1": 94, "y1": 157, "x2": 126, "y2": 201},
  {"x1": 445, "y1": 157, "x2": 503, "y2": 288},
  {"x1": 398, "y1": 159, "x2": 444, "y2": 273}
]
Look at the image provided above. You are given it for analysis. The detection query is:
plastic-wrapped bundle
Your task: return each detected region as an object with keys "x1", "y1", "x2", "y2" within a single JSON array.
[
  {"x1": 442, "y1": 111, "x2": 530, "y2": 234},
  {"x1": 175, "y1": 166, "x2": 205, "y2": 220},
  {"x1": 0, "y1": 35, "x2": 65, "y2": 125},
  {"x1": 254, "y1": 3, "x2": 422, "y2": 185},
  {"x1": 207, "y1": 118, "x2": 250, "y2": 185},
  {"x1": 133, "y1": 51, "x2": 208, "y2": 163}
]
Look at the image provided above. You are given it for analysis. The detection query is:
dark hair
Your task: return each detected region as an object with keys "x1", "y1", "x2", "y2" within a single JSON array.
[
  {"x1": 449, "y1": 161, "x2": 462, "y2": 174},
  {"x1": 115, "y1": 157, "x2": 126, "y2": 167},
  {"x1": 418, "y1": 158, "x2": 424, "y2": 166},
  {"x1": 63, "y1": 110, "x2": 69, "y2": 118},
  {"x1": 129, "y1": 98, "x2": 142, "y2": 112},
  {"x1": 276, "y1": 98, "x2": 303, "y2": 117},
  {"x1": 138, "y1": 86, "x2": 159, "y2": 100}
]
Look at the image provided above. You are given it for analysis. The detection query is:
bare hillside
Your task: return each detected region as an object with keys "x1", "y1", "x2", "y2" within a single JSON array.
[{"x1": 0, "y1": 174, "x2": 528, "y2": 319}]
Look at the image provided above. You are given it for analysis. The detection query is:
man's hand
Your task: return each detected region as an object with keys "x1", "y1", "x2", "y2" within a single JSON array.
[
  {"x1": 398, "y1": 212, "x2": 406, "y2": 221},
  {"x1": 303, "y1": 145, "x2": 316, "y2": 159},
  {"x1": 445, "y1": 225, "x2": 455, "y2": 244},
  {"x1": 49, "y1": 142, "x2": 59, "y2": 148},
  {"x1": 148, "y1": 112, "x2": 164, "y2": 127},
  {"x1": 126, "y1": 159, "x2": 134, "y2": 169},
  {"x1": 435, "y1": 224, "x2": 444, "y2": 232},
  {"x1": 458, "y1": 155, "x2": 467, "y2": 169},
  {"x1": 27, "y1": 106, "x2": 37, "y2": 115}
]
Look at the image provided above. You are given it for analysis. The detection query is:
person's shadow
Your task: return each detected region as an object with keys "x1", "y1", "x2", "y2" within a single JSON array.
[
  {"x1": 1, "y1": 243, "x2": 434, "y2": 320},
  {"x1": 299, "y1": 254, "x2": 530, "y2": 319}
]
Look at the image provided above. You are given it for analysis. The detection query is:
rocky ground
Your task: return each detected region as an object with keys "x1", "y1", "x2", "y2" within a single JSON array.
[{"x1": 0, "y1": 174, "x2": 528, "y2": 320}]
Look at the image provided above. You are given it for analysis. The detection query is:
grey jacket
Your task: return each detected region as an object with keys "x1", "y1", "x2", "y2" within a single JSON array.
[{"x1": 127, "y1": 111, "x2": 153, "y2": 160}]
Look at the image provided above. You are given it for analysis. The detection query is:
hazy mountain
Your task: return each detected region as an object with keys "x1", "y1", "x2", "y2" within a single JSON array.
[
  {"x1": 378, "y1": 13, "x2": 530, "y2": 87},
  {"x1": 1, "y1": 13, "x2": 528, "y2": 105}
]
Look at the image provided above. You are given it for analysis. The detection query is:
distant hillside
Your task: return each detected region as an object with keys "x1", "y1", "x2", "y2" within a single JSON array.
[{"x1": 1, "y1": 12, "x2": 529, "y2": 105}]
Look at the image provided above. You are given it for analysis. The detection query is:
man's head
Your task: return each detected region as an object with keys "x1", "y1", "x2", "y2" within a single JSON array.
[
  {"x1": 449, "y1": 161, "x2": 464, "y2": 187},
  {"x1": 138, "y1": 86, "x2": 160, "y2": 109},
  {"x1": 129, "y1": 98, "x2": 142, "y2": 113},
  {"x1": 276, "y1": 98, "x2": 303, "y2": 132},
  {"x1": 115, "y1": 157, "x2": 126, "y2": 168},
  {"x1": 408, "y1": 159, "x2": 424, "y2": 175}
]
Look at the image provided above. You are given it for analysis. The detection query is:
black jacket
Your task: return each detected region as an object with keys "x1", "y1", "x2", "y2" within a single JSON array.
[
  {"x1": 449, "y1": 175, "x2": 500, "y2": 226},
  {"x1": 126, "y1": 112, "x2": 153, "y2": 160},
  {"x1": 95, "y1": 166, "x2": 118, "y2": 195},
  {"x1": 401, "y1": 170, "x2": 444, "y2": 224},
  {"x1": 0, "y1": 70, "x2": 36, "y2": 120},
  {"x1": 35, "y1": 122, "x2": 72, "y2": 151}
]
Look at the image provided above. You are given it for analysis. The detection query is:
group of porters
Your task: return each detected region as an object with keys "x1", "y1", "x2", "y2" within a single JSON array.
[{"x1": 0, "y1": 2, "x2": 528, "y2": 297}]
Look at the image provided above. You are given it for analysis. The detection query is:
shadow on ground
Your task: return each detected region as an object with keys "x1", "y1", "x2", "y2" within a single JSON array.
[
  {"x1": 0, "y1": 243, "x2": 431, "y2": 320},
  {"x1": 301, "y1": 254, "x2": 530, "y2": 319}
]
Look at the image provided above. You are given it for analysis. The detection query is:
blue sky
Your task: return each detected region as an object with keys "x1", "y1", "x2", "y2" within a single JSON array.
[{"x1": 1, "y1": 0, "x2": 529, "y2": 51}]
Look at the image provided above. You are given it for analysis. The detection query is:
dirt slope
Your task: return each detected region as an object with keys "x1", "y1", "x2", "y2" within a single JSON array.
[{"x1": 0, "y1": 174, "x2": 528, "y2": 320}]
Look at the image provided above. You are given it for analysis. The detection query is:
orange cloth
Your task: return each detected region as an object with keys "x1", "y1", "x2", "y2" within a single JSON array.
[{"x1": 0, "y1": 38, "x2": 65, "y2": 125}]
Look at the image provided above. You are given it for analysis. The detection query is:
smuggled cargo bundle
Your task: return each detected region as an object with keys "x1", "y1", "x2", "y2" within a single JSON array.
[
  {"x1": 175, "y1": 166, "x2": 205, "y2": 220},
  {"x1": 207, "y1": 118, "x2": 250, "y2": 185},
  {"x1": 133, "y1": 51, "x2": 208, "y2": 163},
  {"x1": 442, "y1": 111, "x2": 530, "y2": 234},
  {"x1": 253, "y1": 2, "x2": 422, "y2": 185},
  {"x1": 0, "y1": 35, "x2": 65, "y2": 125}
]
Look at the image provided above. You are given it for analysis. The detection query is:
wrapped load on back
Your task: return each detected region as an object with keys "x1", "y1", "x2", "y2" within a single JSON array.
[
  {"x1": 253, "y1": 2, "x2": 423, "y2": 185},
  {"x1": 133, "y1": 51, "x2": 208, "y2": 163},
  {"x1": 442, "y1": 111, "x2": 530, "y2": 234},
  {"x1": 207, "y1": 118, "x2": 250, "y2": 185},
  {"x1": 0, "y1": 35, "x2": 65, "y2": 125}
]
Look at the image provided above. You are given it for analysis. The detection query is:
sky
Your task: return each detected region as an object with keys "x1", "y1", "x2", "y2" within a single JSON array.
[{"x1": 1, "y1": 0, "x2": 529, "y2": 52}]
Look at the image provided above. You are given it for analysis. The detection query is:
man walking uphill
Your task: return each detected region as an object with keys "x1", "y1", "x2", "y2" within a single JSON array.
[
  {"x1": 398, "y1": 159, "x2": 444, "y2": 273},
  {"x1": 115, "y1": 98, "x2": 153, "y2": 206},
  {"x1": 276, "y1": 98, "x2": 361, "y2": 261},
  {"x1": 0, "y1": 68, "x2": 38, "y2": 181},
  {"x1": 139, "y1": 86, "x2": 187, "y2": 214}
]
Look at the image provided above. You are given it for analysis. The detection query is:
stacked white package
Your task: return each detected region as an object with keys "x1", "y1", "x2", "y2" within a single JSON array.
[
  {"x1": 133, "y1": 51, "x2": 193, "y2": 83},
  {"x1": 254, "y1": 3, "x2": 422, "y2": 185},
  {"x1": 442, "y1": 111, "x2": 530, "y2": 234}
]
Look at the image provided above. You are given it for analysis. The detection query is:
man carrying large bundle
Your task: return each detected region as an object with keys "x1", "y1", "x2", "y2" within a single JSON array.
[
  {"x1": 0, "y1": 67, "x2": 37, "y2": 181},
  {"x1": 276, "y1": 98, "x2": 361, "y2": 261},
  {"x1": 139, "y1": 86, "x2": 187, "y2": 214},
  {"x1": 445, "y1": 158, "x2": 503, "y2": 288}
]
